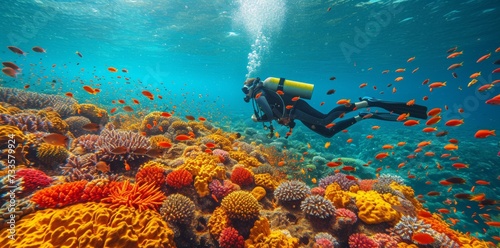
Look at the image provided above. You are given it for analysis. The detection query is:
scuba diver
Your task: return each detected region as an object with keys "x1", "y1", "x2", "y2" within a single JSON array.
[{"x1": 242, "y1": 77, "x2": 428, "y2": 138}]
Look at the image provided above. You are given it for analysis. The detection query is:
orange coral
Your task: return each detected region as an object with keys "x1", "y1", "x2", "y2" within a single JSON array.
[
  {"x1": 208, "y1": 207, "x2": 231, "y2": 239},
  {"x1": 245, "y1": 217, "x2": 299, "y2": 248},
  {"x1": 229, "y1": 150, "x2": 261, "y2": 167},
  {"x1": 180, "y1": 152, "x2": 226, "y2": 197},
  {"x1": 135, "y1": 165, "x2": 165, "y2": 188},
  {"x1": 102, "y1": 180, "x2": 166, "y2": 212},
  {"x1": 31, "y1": 180, "x2": 88, "y2": 208}
]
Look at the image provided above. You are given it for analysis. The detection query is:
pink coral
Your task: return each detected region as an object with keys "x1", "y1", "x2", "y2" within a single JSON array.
[
  {"x1": 218, "y1": 227, "x2": 244, "y2": 248},
  {"x1": 372, "y1": 233, "x2": 398, "y2": 248},
  {"x1": 212, "y1": 149, "x2": 230, "y2": 163},
  {"x1": 16, "y1": 168, "x2": 53, "y2": 192},
  {"x1": 359, "y1": 179, "x2": 378, "y2": 191},
  {"x1": 315, "y1": 238, "x2": 334, "y2": 248},
  {"x1": 348, "y1": 233, "x2": 379, "y2": 248},
  {"x1": 209, "y1": 179, "x2": 239, "y2": 200},
  {"x1": 230, "y1": 167, "x2": 253, "y2": 186},
  {"x1": 311, "y1": 186, "x2": 325, "y2": 196},
  {"x1": 165, "y1": 169, "x2": 193, "y2": 189},
  {"x1": 335, "y1": 208, "x2": 357, "y2": 225}
]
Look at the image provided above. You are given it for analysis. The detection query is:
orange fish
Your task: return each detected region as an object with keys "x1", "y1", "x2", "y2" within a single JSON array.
[
  {"x1": 429, "y1": 82, "x2": 446, "y2": 91},
  {"x1": 474, "y1": 129, "x2": 495, "y2": 138},
  {"x1": 185, "y1": 115, "x2": 195, "y2": 121},
  {"x1": 157, "y1": 141, "x2": 172, "y2": 148},
  {"x1": 422, "y1": 127, "x2": 437, "y2": 133},
  {"x1": 326, "y1": 161, "x2": 342, "y2": 167},
  {"x1": 346, "y1": 138, "x2": 353, "y2": 143},
  {"x1": 469, "y1": 72, "x2": 481, "y2": 79},
  {"x1": 445, "y1": 119, "x2": 464, "y2": 127},
  {"x1": 83, "y1": 85, "x2": 96, "y2": 94},
  {"x1": 382, "y1": 144, "x2": 394, "y2": 149},
  {"x1": 412, "y1": 233, "x2": 434, "y2": 245},
  {"x1": 407, "y1": 57, "x2": 415, "y2": 62},
  {"x1": 403, "y1": 120, "x2": 419, "y2": 126},
  {"x1": 427, "y1": 108, "x2": 442, "y2": 117},
  {"x1": 375, "y1": 152, "x2": 389, "y2": 160},
  {"x1": 123, "y1": 106, "x2": 134, "y2": 112},
  {"x1": 7, "y1": 46, "x2": 26, "y2": 55},
  {"x1": 447, "y1": 51, "x2": 463, "y2": 59},
  {"x1": 142, "y1": 90, "x2": 154, "y2": 98},
  {"x1": 452, "y1": 163, "x2": 468, "y2": 169},
  {"x1": 342, "y1": 166, "x2": 356, "y2": 171},
  {"x1": 418, "y1": 141, "x2": 431, "y2": 147},
  {"x1": 412, "y1": 67, "x2": 419, "y2": 73},
  {"x1": 161, "y1": 112, "x2": 172, "y2": 118},
  {"x1": 175, "y1": 134, "x2": 192, "y2": 141},
  {"x1": 324, "y1": 142, "x2": 331, "y2": 149},
  {"x1": 475, "y1": 180, "x2": 490, "y2": 185},
  {"x1": 108, "y1": 67, "x2": 118, "y2": 73},
  {"x1": 42, "y1": 133, "x2": 69, "y2": 147},
  {"x1": 110, "y1": 107, "x2": 117, "y2": 114},
  {"x1": 124, "y1": 160, "x2": 131, "y2": 171},
  {"x1": 372, "y1": 126, "x2": 380, "y2": 130},
  {"x1": 422, "y1": 79, "x2": 430, "y2": 85},
  {"x1": 444, "y1": 144, "x2": 459, "y2": 151},
  {"x1": 447, "y1": 62, "x2": 463, "y2": 70},
  {"x1": 426, "y1": 115, "x2": 441, "y2": 126},
  {"x1": 132, "y1": 98, "x2": 140, "y2": 104},
  {"x1": 118, "y1": 99, "x2": 125, "y2": 104},
  {"x1": 65, "y1": 92, "x2": 74, "y2": 98},
  {"x1": 1, "y1": 67, "x2": 18, "y2": 77},
  {"x1": 477, "y1": 84, "x2": 494, "y2": 92},
  {"x1": 205, "y1": 142, "x2": 216, "y2": 149},
  {"x1": 392, "y1": 87, "x2": 397, "y2": 93},
  {"x1": 476, "y1": 53, "x2": 491, "y2": 63},
  {"x1": 397, "y1": 141, "x2": 406, "y2": 146},
  {"x1": 95, "y1": 161, "x2": 110, "y2": 173},
  {"x1": 359, "y1": 83, "x2": 368, "y2": 88},
  {"x1": 285, "y1": 105, "x2": 294, "y2": 110},
  {"x1": 336, "y1": 99, "x2": 351, "y2": 106},
  {"x1": 366, "y1": 135, "x2": 374, "y2": 139},
  {"x1": 406, "y1": 99, "x2": 415, "y2": 106},
  {"x1": 277, "y1": 161, "x2": 286, "y2": 166},
  {"x1": 422, "y1": 96, "x2": 429, "y2": 101},
  {"x1": 325, "y1": 123, "x2": 335, "y2": 128},
  {"x1": 291, "y1": 96, "x2": 300, "y2": 101},
  {"x1": 395, "y1": 68, "x2": 406, "y2": 73},
  {"x1": 394, "y1": 76, "x2": 404, "y2": 82},
  {"x1": 485, "y1": 222, "x2": 500, "y2": 227},
  {"x1": 276, "y1": 90, "x2": 285, "y2": 95}
]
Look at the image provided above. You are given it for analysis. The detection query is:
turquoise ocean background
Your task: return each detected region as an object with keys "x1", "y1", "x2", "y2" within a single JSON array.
[{"x1": 2, "y1": 0, "x2": 500, "y2": 241}]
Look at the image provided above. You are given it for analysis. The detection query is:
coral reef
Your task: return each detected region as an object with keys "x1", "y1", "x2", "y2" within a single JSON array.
[
  {"x1": 0, "y1": 125, "x2": 25, "y2": 146},
  {"x1": 37, "y1": 143, "x2": 69, "y2": 166},
  {"x1": 0, "y1": 202, "x2": 175, "y2": 247},
  {"x1": 31, "y1": 180, "x2": 89, "y2": 208},
  {"x1": 220, "y1": 190, "x2": 260, "y2": 221},
  {"x1": 65, "y1": 116, "x2": 92, "y2": 137},
  {"x1": 348, "y1": 233, "x2": 379, "y2": 248},
  {"x1": 209, "y1": 179, "x2": 239, "y2": 200},
  {"x1": 37, "y1": 109, "x2": 69, "y2": 134},
  {"x1": 15, "y1": 168, "x2": 53, "y2": 192},
  {"x1": 0, "y1": 113, "x2": 53, "y2": 132},
  {"x1": 300, "y1": 195, "x2": 336, "y2": 219},
  {"x1": 245, "y1": 217, "x2": 299, "y2": 248},
  {"x1": 75, "y1": 103, "x2": 109, "y2": 124},
  {"x1": 208, "y1": 207, "x2": 231, "y2": 239},
  {"x1": 335, "y1": 208, "x2": 357, "y2": 225},
  {"x1": 274, "y1": 180, "x2": 311, "y2": 202},
  {"x1": 95, "y1": 127, "x2": 151, "y2": 162},
  {"x1": 135, "y1": 165, "x2": 165, "y2": 188},
  {"x1": 219, "y1": 227, "x2": 245, "y2": 248},
  {"x1": 180, "y1": 152, "x2": 226, "y2": 197},
  {"x1": 160, "y1": 193, "x2": 195, "y2": 225},
  {"x1": 230, "y1": 166, "x2": 254, "y2": 186},
  {"x1": 319, "y1": 173, "x2": 359, "y2": 191},
  {"x1": 0, "y1": 87, "x2": 77, "y2": 117},
  {"x1": 352, "y1": 190, "x2": 401, "y2": 224},
  {"x1": 254, "y1": 173, "x2": 279, "y2": 190}
]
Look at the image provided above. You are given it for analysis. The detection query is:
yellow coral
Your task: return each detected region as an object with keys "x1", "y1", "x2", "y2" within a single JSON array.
[
  {"x1": 254, "y1": 173, "x2": 279, "y2": 190},
  {"x1": 0, "y1": 125, "x2": 25, "y2": 145},
  {"x1": 390, "y1": 182, "x2": 422, "y2": 209},
  {"x1": 140, "y1": 111, "x2": 169, "y2": 136},
  {"x1": 251, "y1": 186, "x2": 267, "y2": 201},
  {"x1": 324, "y1": 183, "x2": 353, "y2": 208},
  {"x1": 229, "y1": 150, "x2": 261, "y2": 167},
  {"x1": 76, "y1": 103, "x2": 108, "y2": 124},
  {"x1": 149, "y1": 135, "x2": 171, "y2": 149},
  {"x1": 207, "y1": 207, "x2": 231, "y2": 239},
  {"x1": 180, "y1": 153, "x2": 226, "y2": 197},
  {"x1": 221, "y1": 190, "x2": 260, "y2": 221},
  {"x1": 0, "y1": 202, "x2": 175, "y2": 248},
  {"x1": 245, "y1": 217, "x2": 299, "y2": 248},
  {"x1": 37, "y1": 109, "x2": 69, "y2": 134},
  {"x1": 205, "y1": 134, "x2": 232, "y2": 151},
  {"x1": 140, "y1": 160, "x2": 167, "y2": 169},
  {"x1": 397, "y1": 243, "x2": 419, "y2": 248},
  {"x1": 351, "y1": 190, "x2": 401, "y2": 224},
  {"x1": 170, "y1": 120, "x2": 190, "y2": 133},
  {"x1": 37, "y1": 143, "x2": 69, "y2": 166},
  {"x1": 0, "y1": 105, "x2": 9, "y2": 114}
]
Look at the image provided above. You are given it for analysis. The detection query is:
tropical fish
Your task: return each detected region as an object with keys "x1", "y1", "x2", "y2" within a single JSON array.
[
  {"x1": 447, "y1": 62, "x2": 463, "y2": 70},
  {"x1": 447, "y1": 51, "x2": 463, "y2": 59},
  {"x1": 7, "y1": 46, "x2": 27, "y2": 55},
  {"x1": 412, "y1": 232, "x2": 434, "y2": 245},
  {"x1": 157, "y1": 141, "x2": 172, "y2": 148},
  {"x1": 107, "y1": 67, "x2": 118, "y2": 72},
  {"x1": 407, "y1": 57, "x2": 415, "y2": 62},
  {"x1": 1, "y1": 67, "x2": 18, "y2": 77},
  {"x1": 474, "y1": 129, "x2": 495, "y2": 138},
  {"x1": 123, "y1": 106, "x2": 134, "y2": 112},
  {"x1": 403, "y1": 120, "x2": 419, "y2": 126},
  {"x1": 110, "y1": 146, "x2": 128, "y2": 154},
  {"x1": 76, "y1": 51, "x2": 83, "y2": 57},
  {"x1": 375, "y1": 152, "x2": 389, "y2": 160},
  {"x1": 95, "y1": 161, "x2": 110, "y2": 173},
  {"x1": 31, "y1": 46, "x2": 46, "y2": 53},
  {"x1": 326, "y1": 89, "x2": 336, "y2": 95},
  {"x1": 175, "y1": 134, "x2": 192, "y2": 141},
  {"x1": 2, "y1": 61, "x2": 21, "y2": 71},
  {"x1": 82, "y1": 123, "x2": 101, "y2": 132},
  {"x1": 445, "y1": 119, "x2": 464, "y2": 126},
  {"x1": 185, "y1": 115, "x2": 195, "y2": 121},
  {"x1": 43, "y1": 133, "x2": 69, "y2": 146},
  {"x1": 476, "y1": 52, "x2": 491, "y2": 63}
]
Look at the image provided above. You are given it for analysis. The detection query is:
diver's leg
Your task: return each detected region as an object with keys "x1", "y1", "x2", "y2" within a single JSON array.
[
  {"x1": 359, "y1": 97, "x2": 428, "y2": 119},
  {"x1": 299, "y1": 117, "x2": 358, "y2": 138},
  {"x1": 292, "y1": 100, "x2": 360, "y2": 126}
]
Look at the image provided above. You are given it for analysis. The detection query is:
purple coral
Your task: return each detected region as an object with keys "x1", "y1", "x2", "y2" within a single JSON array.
[
  {"x1": 95, "y1": 127, "x2": 151, "y2": 161},
  {"x1": 335, "y1": 208, "x2": 357, "y2": 225},
  {"x1": 72, "y1": 134, "x2": 99, "y2": 152},
  {"x1": 209, "y1": 179, "x2": 239, "y2": 199},
  {"x1": 0, "y1": 113, "x2": 52, "y2": 132},
  {"x1": 300, "y1": 195, "x2": 336, "y2": 219},
  {"x1": 60, "y1": 154, "x2": 97, "y2": 182},
  {"x1": 274, "y1": 180, "x2": 311, "y2": 202},
  {"x1": 319, "y1": 173, "x2": 359, "y2": 191},
  {"x1": 212, "y1": 149, "x2": 229, "y2": 162}
]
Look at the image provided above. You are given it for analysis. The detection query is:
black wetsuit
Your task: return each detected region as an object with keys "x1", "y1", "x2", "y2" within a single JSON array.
[{"x1": 251, "y1": 84, "x2": 358, "y2": 138}]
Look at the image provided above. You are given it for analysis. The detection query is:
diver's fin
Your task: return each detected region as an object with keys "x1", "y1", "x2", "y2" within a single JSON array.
[
  {"x1": 360, "y1": 97, "x2": 428, "y2": 119},
  {"x1": 364, "y1": 112, "x2": 400, "y2": 121}
]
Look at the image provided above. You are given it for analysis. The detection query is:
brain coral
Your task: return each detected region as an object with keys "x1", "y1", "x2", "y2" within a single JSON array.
[
  {"x1": 219, "y1": 227, "x2": 245, "y2": 248},
  {"x1": 37, "y1": 143, "x2": 69, "y2": 166},
  {"x1": 15, "y1": 168, "x2": 53, "y2": 192},
  {"x1": 102, "y1": 180, "x2": 166, "y2": 212},
  {"x1": 230, "y1": 167, "x2": 254, "y2": 186},
  {"x1": 254, "y1": 173, "x2": 279, "y2": 190},
  {"x1": 160, "y1": 193, "x2": 195, "y2": 225},
  {"x1": 180, "y1": 152, "x2": 226, "y2": 197},
  {"x1": 166, "y1": 168, "x2": 193, "y2": 189},
  {"x1": 229, "y1": 150, "x2": 261, "y2": 167},
  {"x1": 0, "y1": 202, "x2": 175, "y2": 247},
  {"x1": 353, "y1": 190, "x2": 401, "y2": 225},
  {"x1": 221, "y1": 190, "x2": 260, "y2": 221},
  {"x1": 300, "y1": 195, "x2": 336, "y2": 219},
  {"x1": 324, "y1": 183, "x2": 352, "y2": 208},
  {"x1": 274, "y1": 180, "x2": 311, "y2": 202},
  {"x1": 135, "y1": 165, "x2": 165, "y2": 188}
]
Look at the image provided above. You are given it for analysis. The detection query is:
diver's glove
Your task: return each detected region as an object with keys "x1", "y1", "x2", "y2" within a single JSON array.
[{"x1": 251, "y1": 114, "x2": 258, "y2": 122}]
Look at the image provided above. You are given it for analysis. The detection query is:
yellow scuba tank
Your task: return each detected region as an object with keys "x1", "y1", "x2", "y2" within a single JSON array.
[{"x1": 262, "y1": 77, "x2": 314, "y2": 99}]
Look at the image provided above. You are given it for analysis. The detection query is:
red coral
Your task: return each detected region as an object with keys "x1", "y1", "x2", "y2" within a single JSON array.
[
  {"x1": 102, "y1": 180, "x2": 166, "y2": 212},
  {"x1": 230, "y1": 167, "x2": 253, "y2": 186},
  {"x1": 348, "y1": 233, "x2": 379, "y2": 248},
  {"x1": 165, "y1": 169, "x2": 193, "y2": 189},
  {"x1": 335, "y1": 208, "x2": 358, "y2": 225},
  {"x1": 218, "y1": 227, "x2": 245, "y2": 248},
  {"x1": 31, "y1": 180, "x2": 88, "y2": 208},
  {"x1": 311, "y1": 187, "x2": 326, "y2": 196},
  {"x1": 136, "y1": 166, "x2": 166, "y2": 188},
  {"x1": 359, "y1": 179, "x2": 378, "y2": 191},
  {"x1": 16, "y1": 168, "x2": 53, "y2": 192},
  {"x1": 81, "y1": 180, "x2": 123, "y2": 202}
]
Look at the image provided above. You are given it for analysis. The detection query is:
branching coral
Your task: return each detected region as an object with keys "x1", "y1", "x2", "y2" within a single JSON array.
[
  {"x1": 102, "y1": 180, "x2": 166, "y2": 212},
  {"x1": 31, "y1": 180, "x2": 89, "y2": 208},
  {"x1": 0, "y1": 125, "x2": 25, "y2": 146},
  {"x1": 37, "y1": 109, "x2": 69, "y2": 134},
  {"x1": 60, "y1": 154, "x2": 97, "y2": 182},
  {"x1": 0, "y1": 113, "x2": 53, "y2": 132},
  {"x1": 95, "y1": 127, "x2": 151, "y2": 161},
  {"x1": 0, "y1": 202, "x2": 175, "y2": 247}
]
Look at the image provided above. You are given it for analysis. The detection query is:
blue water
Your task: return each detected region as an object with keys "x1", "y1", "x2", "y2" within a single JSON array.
[{"x1": 2, "y1": 0, "x2": 500, "y2": 241}]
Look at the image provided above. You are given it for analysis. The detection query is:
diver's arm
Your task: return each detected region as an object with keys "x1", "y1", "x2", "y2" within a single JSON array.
[{"x1": 255, "y1": 95, "x2": 275, "y2": 122}]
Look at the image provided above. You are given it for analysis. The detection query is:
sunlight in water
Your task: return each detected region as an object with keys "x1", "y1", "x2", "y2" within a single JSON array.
[{"x1": 235, "y1": 0, "x2": 286, "y2": 78}]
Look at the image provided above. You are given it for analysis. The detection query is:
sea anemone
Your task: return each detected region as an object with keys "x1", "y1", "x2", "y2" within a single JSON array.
[
  {"x1": 102, "y1": 180, "x2": 166, "y2": 212},
  {"x1": 274, "y1": 180, "x2": 311, "y2": 202},
  {"x1": 300, "y1": 195, "x2": 336, "y2": 219},
  {"x1": 160, "y1": 193, "x2": 195, "y2": 225},
  {"x1": 95, "y1": 127, "x2": 151, "y2": 161}
]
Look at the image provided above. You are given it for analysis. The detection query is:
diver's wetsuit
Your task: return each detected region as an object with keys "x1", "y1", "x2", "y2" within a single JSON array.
[{"x1": 251, "y1": 84, "x2": 358, "y2": 138}]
